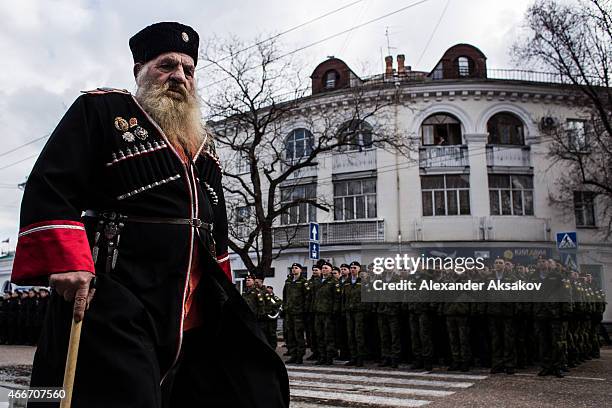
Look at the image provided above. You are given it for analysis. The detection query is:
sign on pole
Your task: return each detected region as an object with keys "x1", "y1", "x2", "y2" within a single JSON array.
[
  {"x1": 556, "y1": 231, "x2": 578, "y2": 250},
  {"x1": 309, "y1": 241, "x2": 320, "y2": 260},
  {"x1": 309, "y1": 222, "x2": 320, "y2": 242}
]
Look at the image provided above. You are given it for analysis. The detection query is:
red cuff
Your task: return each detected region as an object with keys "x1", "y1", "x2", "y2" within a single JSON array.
[
  {"x1": 216, "y1": 252, "x2": 231, "y2": 281},
  {"x1": 12, "y1": 220, "x2": 95, "y2": 285}
]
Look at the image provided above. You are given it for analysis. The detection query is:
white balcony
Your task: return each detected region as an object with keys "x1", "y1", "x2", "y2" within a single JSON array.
[
  {"x1": 486, "y1": 216, "x2": 550, "y2": 241},
  {"x1": 272, "y1": 219, "x2": 385, "y2": 247},
  {"x1": 419, "y1": 145, "x2": 469, "y2": 168},
  {"x1": 486, "y1": 145, "x2": 531, "y2": 168},
  {"x1": 332, "y1": 148, "x2": 377, "y2": 174}
]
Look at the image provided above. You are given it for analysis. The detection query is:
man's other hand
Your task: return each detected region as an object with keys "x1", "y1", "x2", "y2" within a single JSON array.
[{"x1": 49, "y1": 271, "x2": 96, "y2": 322}]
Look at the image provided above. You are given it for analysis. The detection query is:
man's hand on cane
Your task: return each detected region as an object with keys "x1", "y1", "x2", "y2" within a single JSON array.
[{"x1": 49, "y1": 272, "x2": 96, "y2": 322}]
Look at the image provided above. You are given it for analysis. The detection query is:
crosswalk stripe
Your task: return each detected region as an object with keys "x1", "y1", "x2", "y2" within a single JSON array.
[
  {"x1": 286, "y1": 364, "x2": 488, "y2": 380},
  {"x1": 287, "y1": 371, "x2": 474, "y2": 388},
  {"x1": 289, "y1": 380, "x2": 455, "y2": 397},
  {"x1": 291, "y1": 389, "x2": 431, "y2": 407}
]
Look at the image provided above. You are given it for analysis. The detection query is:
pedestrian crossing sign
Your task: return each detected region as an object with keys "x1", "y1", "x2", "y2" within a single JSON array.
[{"x1": 556, "y1": 231, "x2": 577, "y2": 250}]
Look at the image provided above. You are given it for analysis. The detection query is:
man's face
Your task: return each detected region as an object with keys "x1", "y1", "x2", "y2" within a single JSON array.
[
  {"x1": 136, "y1": 52, "x2": 196, "y2": 100},
  {"x1": 28, "y1": 291, "x2": 35, "y2": 298},
  {"x1": 494, "y1": 259, "x2": 505, "y2": 272},
  {"x1": 40, "y1": 291, "x2": 48, "y2": 298},
  {"x1": 254, "y1": 278, "x2": 263, "y2": 288},
  {"x1": 245, "y1": 277, "x2": 254, "y2": 288},
  {"x1": 292, "y1": 266, "x2": 302, "y2": 277},
  {"x1": 266, "y1": 287, "x2": 273, "y2": 295},
  {"x1": 340, "y1": 267, "x2": 349, "y2": 277},
  {"x1": 332, "y1": 270, "x2": 340, "y2": 279},
  {"x1": 504, "y1": 262, "x2": 513, "y2": 271},
  {"x1": 312, "y1": 267, "x2": 321, "y2": 277},
  {"x1": 322, "y1": 265, "x2": 332, "y2": 277},
  {"x1": 350, "y1": 265, "x2": 360, "y2": 276}
]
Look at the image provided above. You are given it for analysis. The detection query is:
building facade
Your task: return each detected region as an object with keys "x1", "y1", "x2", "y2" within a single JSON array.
[{"x1": 223, "y1": 44, "x2": 612, "y2": 322}]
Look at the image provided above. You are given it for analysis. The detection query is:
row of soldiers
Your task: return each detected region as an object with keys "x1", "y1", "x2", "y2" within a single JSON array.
[
  {"x1": 281, "y1": 257, "x2": 607, "y2": 378},
  {"x1": 0, "y1": 287, "x2": 50, "y2": 345},
  {"x1": 241, "y1": 275, "x2": 282, "y2": 349}
]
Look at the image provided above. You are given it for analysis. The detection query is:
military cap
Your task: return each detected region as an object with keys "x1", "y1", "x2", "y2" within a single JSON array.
[
  {"x1": 350, "y1": 261, "x2": 361, "y2": 267},
  {"x1": 340, "y1": 263, "x2": 350, "y2": 269},
  {"x1": 291, "y1": 263, "x2": 303, "y2": 270},
  {"x1": 332, "y1": 266, "x2": 341, "y2": 273},
  {"x1": 321, "y1": 261, "x2": 333, "y2": 268},
  {"x1": 245, "y1": 273, "x2": 256, "y2": 280},
  {"x1": 129, "y1": 22, "x2": 200, "y2": 66}
]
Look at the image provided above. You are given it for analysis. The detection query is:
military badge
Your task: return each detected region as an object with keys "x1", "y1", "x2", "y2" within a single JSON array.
[
  {"x1": 133, "y1": 126, "x2": 149, "y2": 140},
  {"x1": 182, "y1": 32, "x2": 189, "y2": 42},
  {"x1": 129, "y1": 117, "x2": 138, "y2": 128},
  {"x1": 114, "y1": 117, "x2": 129, "y2": 132},
  {"x1": 122, "y1": 131, "x2": 135, "y2": 142}
]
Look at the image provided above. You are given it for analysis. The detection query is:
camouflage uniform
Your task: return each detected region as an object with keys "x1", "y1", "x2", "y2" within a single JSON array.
[
  {"x1": 344, "y1": 276, "x2": 366, "y2": 366},
  {"x1": 313, "y1": 276, "x2": 341, "y2": 364},
  {"x1": 283, "y1": 275, "x2": 308, "y2": 362}
]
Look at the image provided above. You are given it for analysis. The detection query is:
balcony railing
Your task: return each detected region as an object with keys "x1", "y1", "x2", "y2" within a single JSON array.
[
  {"x1": 486, "y1": 145, "x2": 531, "y2": 167},
  {"x1": 283, "y1": 160, "x2": 318, "y2": 180},
  {"x1": 419, "y1": 145, "x2": 469, "y2": 168},
  {"x1": 272, "y1": 219, "x2": 385, "y2": 247},
  {"x1": 332, "y1": 148, "x2": 377, "y2": 174}
]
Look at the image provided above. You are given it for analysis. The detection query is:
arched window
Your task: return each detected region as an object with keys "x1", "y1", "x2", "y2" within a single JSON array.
[
  {"x1": 337, "y1": 120, "x2": 373, "y2": 152},
  {"x1": 487, "y1": 112, "x2": 525, "y2": 145},
  {"x1": 456, "y1": 56, "x2": 472, "y2": 77},
  {"x1": 421, "y1": 114, "x2": 462, "y2": 146},
  {"x1": 324, "y1": 70, "x2": 339, "y2": 89},
  {"x1": 285, "y1": 128, "x2": 314, "y2": 160}
]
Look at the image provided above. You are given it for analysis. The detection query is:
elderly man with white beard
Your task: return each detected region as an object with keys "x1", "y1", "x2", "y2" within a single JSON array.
[{"x1": 11, "y1": 22, "x2": 289, "y2": 408}]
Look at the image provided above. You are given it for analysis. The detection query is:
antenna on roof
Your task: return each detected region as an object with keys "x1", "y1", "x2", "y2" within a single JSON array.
[{"x1": 385, "y1": 27, "x2": 396, "y2": 56}]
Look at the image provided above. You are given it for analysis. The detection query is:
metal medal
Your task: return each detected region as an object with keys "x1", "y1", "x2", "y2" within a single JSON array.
[
  {"x1": 122, "y1": 131, "x2": 135, "y2": 142},
  {"x1": 133, "y1": 126, "x2": 149, "y2": 140},
  {"x1": 129, "y1": 117, "x2": 138, "y2": 128},
  {"x1": 114, "y1": 117, "x2": 129, "y2": 132}
]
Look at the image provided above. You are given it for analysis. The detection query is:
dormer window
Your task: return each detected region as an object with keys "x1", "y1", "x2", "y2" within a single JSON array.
[
  {"x1": 457, "y1": 56, "x2": 471, "y2": 77},
  {"x1": 324, "y1": 70, "x2": 338, "y2": 89}
]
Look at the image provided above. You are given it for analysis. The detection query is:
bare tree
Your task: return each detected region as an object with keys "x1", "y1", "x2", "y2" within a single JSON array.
[
  {"x1": 200, "y1": 36, "x2": 414, "y2": 277},
  {"x1": 513, "y1": 0, "x2": 612, "y2": 236}
]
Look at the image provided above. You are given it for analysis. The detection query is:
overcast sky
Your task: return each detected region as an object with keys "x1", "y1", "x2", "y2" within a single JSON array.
[{"x1": 0, "y1": 0, "x2": 537, "y2": 247}]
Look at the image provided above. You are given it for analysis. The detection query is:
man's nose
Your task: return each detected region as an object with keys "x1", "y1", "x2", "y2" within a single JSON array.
[{"x1": 170, "y1": 66, "x2": 187, "y2": 84}]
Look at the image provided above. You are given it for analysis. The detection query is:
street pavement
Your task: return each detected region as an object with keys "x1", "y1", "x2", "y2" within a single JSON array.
[
  {"x1": 0, "y1": 345, "x2": 610, "y2": 407},
  {"x1": 287, "y1": 347, "x2": 612, "y2": 408}
]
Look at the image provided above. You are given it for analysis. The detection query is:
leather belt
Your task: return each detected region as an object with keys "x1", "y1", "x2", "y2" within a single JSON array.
[{"x1": 83, "y1": 210, "x2": 213, "y2": 231}]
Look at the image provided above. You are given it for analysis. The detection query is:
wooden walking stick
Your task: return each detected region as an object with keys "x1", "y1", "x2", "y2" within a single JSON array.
[
  {"x1": 59, "y1": 277, "x2": 95, "y2": 408},
  {"x1": 60, "y1": 313, "x2": 82, "y2": 408}
]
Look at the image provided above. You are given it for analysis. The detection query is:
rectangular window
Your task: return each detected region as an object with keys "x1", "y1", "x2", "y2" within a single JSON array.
[
  {"x1": 566, "y1": 119, "x2": 589, "y2": 151},
  {"x1": 488, "y1": 174, "x2": 534, "y2": 216},
  {"x1": 421, "y1": 174, "x2": 470, "y2": 216},
  {"x1": 235, "y1": 150, "x2": 250, "y2": 174},
  {"x1": 574, "y1": 191, "x2": 596, "y2": 227},
  {"x1": 333, "y1": 178, "x2": 377, "y2": 221},
  {"x1": 280, "y1": 183, "x2": 317, "y2": 225},
  {"x1": 235, "y1": 205, "x2": 251, "y2": 223}
]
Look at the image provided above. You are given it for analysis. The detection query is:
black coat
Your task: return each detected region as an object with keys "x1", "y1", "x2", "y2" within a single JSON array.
[{"x1": 12, "y1": 89, "x2": 289, "y2": 408}]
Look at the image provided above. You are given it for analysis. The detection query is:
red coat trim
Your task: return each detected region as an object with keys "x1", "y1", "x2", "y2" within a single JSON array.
[
  {"x1": 12, "y1": 220, "x2": 95, "y2": 285},
  {"x1": 216, "y1": 252, "x2": 231, "y2": 281}
]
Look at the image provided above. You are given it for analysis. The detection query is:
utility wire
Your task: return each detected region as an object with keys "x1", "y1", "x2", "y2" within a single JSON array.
[
  {"x1": 196, "y1": 0, "x2": 364, "y2": 72},
  {"x1": 0, "y1": 134, "x2": 49, "y2": 159},
  {"x1": 415, "y1": 0, "x2": 450, "y2": 67},
  {"x1": 202, "y1": 0, "x2": 433, "y2": 88},
  {"x1": 0, "y1": 153, "x2": 39, "y2": 171}
]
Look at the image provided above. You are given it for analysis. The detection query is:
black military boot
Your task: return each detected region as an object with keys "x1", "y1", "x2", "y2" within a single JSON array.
[
  {"x1": 447, "y1": 363, "x2": 460, "y2": 371},
  {"x1": 378, "y1": 358, "x2": 391, "y2": 367},
  {"x1": 460, "y1": 362, "x2": 470, "y2": 372},
  {"x1": 505, "y1": 367, "x2": 515, "y2": 375},
  {"x1": 391, "y1": 358, "x2": 399, "y2": 369},
  {"x1": 423, "y1": 361, "x2": 433, "y2": 371},
  {"x1": 306, "y1": 353, "x2": 319, "y2": 361},
  {"x1": 315, "y1": 358, "x2": 325, "y2": 365},
  {"x1": 286, "y1": 356, "x2": 297, "y2": 364},
  {"x1": 411, "y1": 360, "x2": 424, "y2": 370},
  {"x1": 537, "y1": 368, "x2": 550, "y2": 376},
  {"x1": 355, "y1": 357, "x2": 364, "y2": 367},
  {"x1": 324, "y1": 358, "x2": 334, "y2": 366},
  {"x1": 295, "y1": 356, "x2": 303, "y2": 364},
  {"x1": 552, "y1": 369, "x2": 565, "y2": 378},
  {"x1": 344, "y1": 359, "x2": 356, "y2": 366}
]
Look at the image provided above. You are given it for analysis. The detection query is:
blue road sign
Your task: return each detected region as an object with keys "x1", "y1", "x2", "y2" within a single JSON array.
[
  {"x1": 309, "y1": 222, "x2": 320, "y2": 242},
  {"x1": 309, "y1": 241, "x2": 320, "y2": 260},
  {"x1": 561, "y1": 252, "x2": 578, "y2": 270},
  {"x1": 556, "y1": 231, "x2": 578, "y2": 250}
]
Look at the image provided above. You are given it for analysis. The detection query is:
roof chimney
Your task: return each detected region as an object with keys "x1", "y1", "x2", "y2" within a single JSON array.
[
  {"x1": 397, "y1": 54, "x2": 406, "y2": 76},
  {"x1": 385, "y1": 55, "x2": 393, "y2": 78}
]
